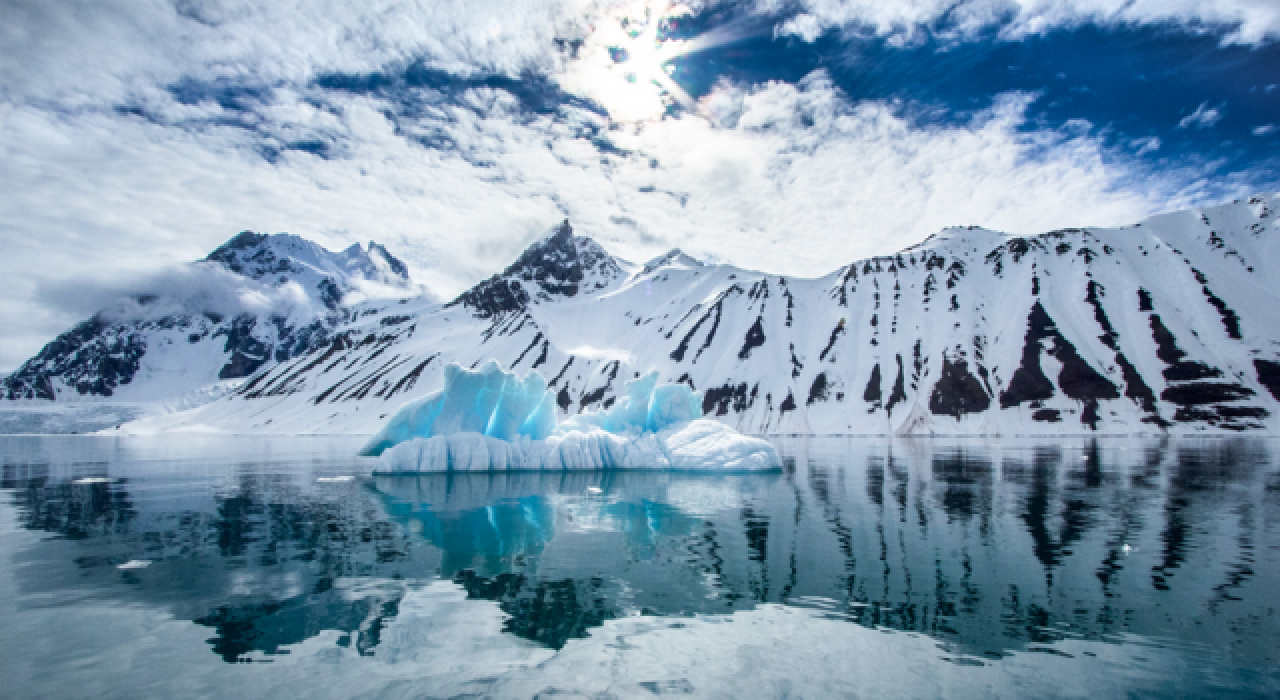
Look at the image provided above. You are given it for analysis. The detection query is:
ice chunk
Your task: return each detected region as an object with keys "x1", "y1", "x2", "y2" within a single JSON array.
[
  {"x1": 377, "y1": 419, "x2": 779, "y2": 472},
  {"x1": 362, "y1": 363, "x2": 781, "y2": 472},
  {"x1": 360, "y1": 361, "x2": 553, "y2": 457},
  {"x1": 646, "y1": 383, "x2": 702, "y2": 431},
  {"x1": 486, "y1": 367, "x2": 550, "y2": 440}
]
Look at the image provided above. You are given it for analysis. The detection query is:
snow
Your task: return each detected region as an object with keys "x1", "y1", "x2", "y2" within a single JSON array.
[
  {"x1": 362, "y1": 362, "x2": 782, "y2": 472},
  {"x1": 24, "y1": 194, "x2": 1280, "y2": 436}
]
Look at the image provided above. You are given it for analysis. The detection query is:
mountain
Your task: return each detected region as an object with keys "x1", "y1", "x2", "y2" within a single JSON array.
[
  {"x1": 2, "y1": 232, "x2": 414, "y2": 403},
  {"x1": 9, "y1": 195, "x2": 1280, "y2": 435},
  {"x1": 448, "y1": 220, "x2": 628, "y2": 317},
  {"x1": 205, "y1": 231, "x2": 412, "y2": 307},
  {"x1": 102, "y1": 194, "x2": 1280, "y2": 436}
]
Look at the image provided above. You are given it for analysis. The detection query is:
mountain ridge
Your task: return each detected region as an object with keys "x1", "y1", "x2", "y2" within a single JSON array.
[
  {"x1": 10, "y1": 194, "x2": 1280, "y2": 436},
  {"x1": 3, "y1": 231, "x2": 417, "y2": 402}
]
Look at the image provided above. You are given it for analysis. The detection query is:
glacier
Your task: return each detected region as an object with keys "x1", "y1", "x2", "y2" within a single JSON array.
[{"x1": 360, "y1": 362, "x2": 782, "y2": 472}]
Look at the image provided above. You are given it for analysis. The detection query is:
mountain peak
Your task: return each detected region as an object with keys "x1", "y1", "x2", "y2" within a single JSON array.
[
  {"x1": 451, "y1": 220, "x2": 624, "y2": 317},
  {"x1": 204, "y1": 231, "x2": 412, "y2": 310},
  {"x1": 641, "y1": 248, "x2": 703, "y2": 276}
]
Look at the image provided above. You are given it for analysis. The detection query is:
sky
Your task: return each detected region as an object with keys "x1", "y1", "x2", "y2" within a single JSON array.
[{"x1": 1, "y1": 0, "x2": 1278, "y2": 372}]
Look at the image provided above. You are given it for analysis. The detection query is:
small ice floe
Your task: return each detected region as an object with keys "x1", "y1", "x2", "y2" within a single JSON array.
[
  {"x1": 317, "y1": 476, "x2": 355, "y2": 483},
  {"x1": 117, "y1": 560, "x2": 151, "y2": 570},
  {"x1": 72, "y1": 477, "x2": 112, "y2": 485},
  {"x1": 586, "y1": 487, "x2": 603, "y2": 495}
]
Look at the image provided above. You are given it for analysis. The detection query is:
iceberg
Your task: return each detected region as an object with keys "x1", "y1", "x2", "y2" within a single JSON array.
[{"x1": 361, "y1": 361, "x2": 782, "y2": 472}]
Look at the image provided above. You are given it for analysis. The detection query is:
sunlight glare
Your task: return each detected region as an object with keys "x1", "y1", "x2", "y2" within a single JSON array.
[{"x1": 561, "y1": 1, "x2": 696, "y2": 122}]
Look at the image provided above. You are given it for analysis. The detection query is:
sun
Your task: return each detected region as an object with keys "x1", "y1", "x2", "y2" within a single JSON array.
[{"x1": 562, "y1": 2, "x2": 696, "y2": 123}]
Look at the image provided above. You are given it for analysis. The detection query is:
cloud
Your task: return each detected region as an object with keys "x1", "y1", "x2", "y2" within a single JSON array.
[
  {"x1": 776, "y1": 13, "x2": 827, "y2": 42},
  {"x1": 587, "y1": 75, "x2": 1227, "y2": 275},
  {"x1": 0, "y1": 0, "x2": 1270, "y2": 371},
  {"x1": 36, "y1": 262, "x2": 323, "y2": 326},
  {"x1": 0, "y1": 0, "x2": 595, "y2": 106},
  {"x1": 1131, "y1": 136, "x2": 1162, "y2": 155},
  {"x1": 768, "y1": 0, "x2": 1280, "y2": 45},
  {"x1": 1177, "y1": 101, "x2": 1223, "y2": 129},
  {"x1": 1254, "y1": 123, "x2": 1277, "y2": 136}
]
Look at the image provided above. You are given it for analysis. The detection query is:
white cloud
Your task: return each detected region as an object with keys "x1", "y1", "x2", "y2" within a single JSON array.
[
  {"x1": 1131, "y1": 135, "x2": 1161, "y2": 155},
  {"x1": 0, "y1": 1, "x2": 1265, "y2": 371},
  {"x1": 589, "y1": 76, "x2": 1223, "y2": 276},
  {"x1": 37, "y1": 263, "x2": 323, "y2": 326},
  {"x1": 770, "y1": 0, "x2": 1280, "y2": 45},
  {"x1": 0, "y1": 0, "x2": 596, "y2": 106},
  {"x1": 776, "y1": 13, "x2": 827, "y2": 42},
  {"x1": 1254, "y1": 123, "x2": 1277, "y2": 135},
  {"x1": 1177, "y1": 101, "x2": 1223, "y2": 129}
]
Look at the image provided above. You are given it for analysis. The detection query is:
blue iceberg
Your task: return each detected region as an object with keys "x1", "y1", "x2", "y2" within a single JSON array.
[{"x1": 360, "y1": 361, "x2": 782, "y2": 472}]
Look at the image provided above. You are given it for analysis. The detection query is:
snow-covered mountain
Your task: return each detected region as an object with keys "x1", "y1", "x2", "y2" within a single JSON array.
[
  {"x1": 11, "y1": 195, "x2": 1280, "y2": 435},
  {"x1": 101, "y1": 195, "x2": 1280, "y2": 436},
  {"x1": 2, "y1": 232, "x2": 415, "y2": 403}
]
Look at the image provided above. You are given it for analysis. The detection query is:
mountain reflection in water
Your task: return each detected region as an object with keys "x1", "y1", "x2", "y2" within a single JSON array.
[{"x1": 1, "y1": 435, "x2": 1278, "y2": 694}]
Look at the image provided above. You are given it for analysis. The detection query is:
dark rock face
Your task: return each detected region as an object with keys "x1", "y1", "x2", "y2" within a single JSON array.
[
  {"x1": 450, "y1": 220, "x2": 622, "y2": 318},
  {"x1": 1145, "y1": 312, "x2": 1267, "y2": 430},
  {"x1": 1085, "y1": 281, "x2": 1164, "y2": 425},
  {"x1": 205, "y1": 231, "x2": 268, "y2": 273},
  {"x1": 3, "y1": 317, "x2": 145, "y2": 399},
  {"x1": 368, "y1": 242, "x2": 410, "y2": 280},
  {"x1": 806, "y1": 372, "x2": 830, "y2": 406},
  {"x1": 863, "y1": 364, "x2": 882, "y2": 407},
  {"x1": 704, "y1": 382, "x2": 752, "y2": 416},
  {"x1": 1150, "y1": 315, "x2": 1221, "y2": 381},
  {"x1": 670, "y1": 292, "x2": 731, "y2": 364},
  {"x1": 818, "y1": 321, "x2": 846, "y2": 362},
  {"x1": 886, "y1": 356, "x2": 908, "y2": 414},
  {"x1": 738, "y1": 317, "x2": 766, "y2": 360},
  {"x1": 506, "y1": 220, "x2": 588, "y2": 297},
  {"x1": 206, "y1": 231, "x2": 299, "y2": 279},
  {"x1": 1000, "y1": 301, "x2": 1119, "y2": 428},
  {"x1": 1032, "y1": 408, "x2": 1061, "y2": 423},
  {"x1": 1000, "y1": 303, "x2": 1058, "y2": 409},
  {"x1": 318, "y1": 279, "x2": 344, "y2": 310},
  {"x1": 216, "y1": 315, "x2": 271, "y2": 380},
  {"x1": 779, "y1": 391, "x2": 797, "y2": 413},
  {"x1": 1255, "y1": 360, "x2": 1280, "y2": 401},
  {"x1": 449, "y1": 274, "x2": 530, "y2": 318},
  {"x1": 929, "y1": 355, "x2": 991, "y2": 419},
  {"x1": 1190, "y1": 268, "x2": 1242, "y2": 340},
  {"x1": 2, "y1": 309, "x2": 338, "y2": 400}
]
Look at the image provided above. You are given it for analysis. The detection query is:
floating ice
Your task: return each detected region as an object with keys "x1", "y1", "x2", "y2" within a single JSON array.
[
  {"x1": 361, "y1": 362, "x2": 781, "y2": 472},
  {"x1": 117, "y1": 560, "x2": 151, "y2": 570}
]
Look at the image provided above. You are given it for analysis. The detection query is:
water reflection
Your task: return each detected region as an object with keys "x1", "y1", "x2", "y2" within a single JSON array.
[
  {"x1": 1, "y1": 438, "x2": 434, "y2": 663},
  {"x1": 1, "y1": 435, "x2": 1278, "y2": 681}
]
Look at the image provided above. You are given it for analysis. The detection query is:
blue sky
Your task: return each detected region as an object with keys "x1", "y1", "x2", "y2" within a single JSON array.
[{"x1": 1, "y1": 0, "x2": 1277, "y2": 371}]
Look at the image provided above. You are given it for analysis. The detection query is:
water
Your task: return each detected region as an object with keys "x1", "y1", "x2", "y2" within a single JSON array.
[{"x1": 1, "y1": 435, "x2": 1278, "y2": 698}]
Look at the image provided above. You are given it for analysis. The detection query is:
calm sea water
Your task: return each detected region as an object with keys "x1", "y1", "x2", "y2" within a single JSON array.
[{"x1": 1, "y1": 435, "x2": 1277, "y2": 698}]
